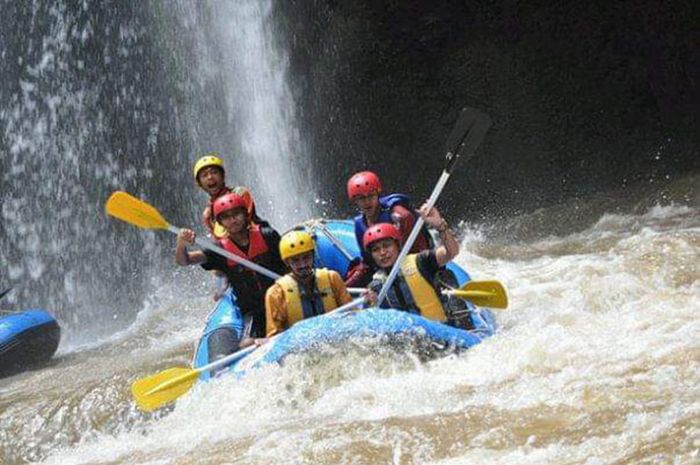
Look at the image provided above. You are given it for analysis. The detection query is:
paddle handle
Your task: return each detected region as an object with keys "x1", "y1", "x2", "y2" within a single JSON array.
[{"x1": 376, "y1": 168, "x2": 451, "y2": 305}]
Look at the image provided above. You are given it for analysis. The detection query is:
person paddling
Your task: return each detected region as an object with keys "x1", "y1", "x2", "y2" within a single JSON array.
[
  {"x1": 363, "y1": 204, "x2": 474, "y2": 330},
  {"x1": 193, "y1": 153, "x2": 266, "y2": 238},
  {"x1": 265, "y1": 230, "x2": 356, "y2": 337},
  {"x1": 345, "y1": 171, "x2": 434, "y2": 287},
  {"x1": 175, "y1": 193, "x2": 286, "y2": 352}
]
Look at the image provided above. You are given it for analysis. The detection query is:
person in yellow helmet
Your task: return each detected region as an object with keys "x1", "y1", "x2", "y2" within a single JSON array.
[
  {"x1": 264, "y1": 230, "x2": 354, "y2": 337},
  {"x1": 193, "y1": 153, "x2": 267, "y2": 238}
]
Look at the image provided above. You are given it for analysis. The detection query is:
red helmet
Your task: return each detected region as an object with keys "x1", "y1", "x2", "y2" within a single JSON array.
[
  {"x1": 347, "y1": 171, "x2": 382, "y2": 200},
  {"x1": 213, "y1": 193, "x2": 247, "y2": 219},
  {"x1": 363, "y1": 223, "x2": 401, "y2": 250}
]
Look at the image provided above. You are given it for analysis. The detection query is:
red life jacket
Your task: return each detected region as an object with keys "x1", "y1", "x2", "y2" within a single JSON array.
[{"x1": 219, "y1": 224, "x2": 270, "y2": 268}]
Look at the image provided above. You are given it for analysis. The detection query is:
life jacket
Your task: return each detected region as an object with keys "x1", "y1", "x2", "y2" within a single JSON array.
[
  {"x1": 353, "y1": 193, "x2": 433, "y2": 260},
  {"x1": 277, "y1": 268, "x2": 338, "y2": 327},
  {"x1": 219, "y1": 224, "x2": 270, "y2": 268},
  {"x1": 216, "y1": 225, "x2": 282, "y2": 318},
  {"x1": 373, "y1": 254, "x2": 447, "y2": 322}
]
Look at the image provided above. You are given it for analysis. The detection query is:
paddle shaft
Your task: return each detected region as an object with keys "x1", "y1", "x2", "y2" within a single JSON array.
[
  {"x1": 305, "y1": 222, "x2": 365, "y2": 293},
  {"x1": 375, "y1": 107, "x2": 491, "y2": 306},
  {"x1": 0, "y1": 288, "x2": 11, "y2": 313},
  {"x1": 194, "y1": 296, "x2": 365, "y2": 376},
  {"x1": 169, "y1": 225, "x2": 281, "y2": 280},
  {"x1": 313, "y1": 221, "x2": 355, "y2": 262},
  {"x1": 375, "y1": 169, "x2": 451, "y2": 306},
  {"x1": 443, "y1": 289, "x2": 493, "y2": 298},
  {"x1": 169, "y1": 225, "x2": 365, "y2": 295}
]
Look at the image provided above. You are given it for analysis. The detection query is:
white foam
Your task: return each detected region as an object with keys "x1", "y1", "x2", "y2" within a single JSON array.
[{"x1": 36, "y1": 205, "x2": 700, "y2": 464}]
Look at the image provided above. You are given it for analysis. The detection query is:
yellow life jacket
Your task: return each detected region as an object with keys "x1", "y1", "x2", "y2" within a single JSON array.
[
  {"x1": 376, "y1": 254, "x2": 447, "y2": 322},
  {"x1": 277, "y1": 268, "x2": 338, "y2": 328}
]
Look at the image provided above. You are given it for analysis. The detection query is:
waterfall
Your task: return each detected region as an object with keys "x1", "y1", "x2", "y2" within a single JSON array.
[
  {"x1": 0, "y1": 2, "x2": 166, "y2": 344},
  {"x1": 194, "y1": 0, "x2": 314, "y2": 226},
  {"x1": 0, "y1": 1, "x2": 315, "y2": 345}
]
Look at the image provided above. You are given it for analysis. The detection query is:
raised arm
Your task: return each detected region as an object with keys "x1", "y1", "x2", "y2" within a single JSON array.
[{"x1": 418, "y1": 203, "x2": 458, "y2": 267}]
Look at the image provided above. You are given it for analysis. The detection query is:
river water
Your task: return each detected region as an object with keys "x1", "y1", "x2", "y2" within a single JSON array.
[
  {"x1": 1, "y1": 1, "x2": 697, "y2": 463},
  {"x1": 0, "y1": 196, "x2": 697, "y2": 465}
]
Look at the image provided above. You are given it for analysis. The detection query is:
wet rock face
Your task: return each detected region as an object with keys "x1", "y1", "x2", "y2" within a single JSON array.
[{"x1": 277, "y1": 0, "x2": 698, "y2": 217}]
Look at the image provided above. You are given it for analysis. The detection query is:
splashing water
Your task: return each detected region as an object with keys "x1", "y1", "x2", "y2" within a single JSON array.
[
  {"x1": 2, "y1": 2, "x2": 697, "y2": 465},
  {"x1": 0, "y1": 202, "x2": 695, "y2": 465},
  {"x1": 0, "y1": 0, "x2": 315, "y2": 348}
]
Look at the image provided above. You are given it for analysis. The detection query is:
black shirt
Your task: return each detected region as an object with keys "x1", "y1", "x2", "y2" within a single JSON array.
[
  {"x1": 414, "y1": 250, "x2": 441, "y2": 281},
  {"x1": 369, "y1": 250, "x2": 441, "y2": 301},
  {"x1": 200, "y1": 226, "x2": 285, "y2": 319}
]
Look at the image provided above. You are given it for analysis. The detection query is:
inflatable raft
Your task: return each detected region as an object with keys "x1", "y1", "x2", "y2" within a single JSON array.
[
  {"x1": 193, "y1": 220, "x2": 495, "y2": 380},
  {"x1": 0, "y1": 309, "x2": 60, "y2": 375}
]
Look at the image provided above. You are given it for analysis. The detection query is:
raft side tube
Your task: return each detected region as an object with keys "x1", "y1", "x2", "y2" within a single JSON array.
[{"x1": 0, "y1": 310, "x2": 60, "y2": 376}]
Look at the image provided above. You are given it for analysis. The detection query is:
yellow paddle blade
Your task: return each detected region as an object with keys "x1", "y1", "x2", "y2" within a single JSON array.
[
  {"x1": 105, "y1": 191, "x2": 170, "y2": 230},
  {"x1": 453, "y1": 280, "x2": 508, "y2": 309},
  {"x1": 131, "y1": 367, "x2": 199, "y2": 412}
]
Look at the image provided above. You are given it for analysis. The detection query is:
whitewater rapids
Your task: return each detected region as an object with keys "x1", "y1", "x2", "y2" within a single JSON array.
[{"x1": 0, "y1": 203, "x2": 697, "y2": 465}]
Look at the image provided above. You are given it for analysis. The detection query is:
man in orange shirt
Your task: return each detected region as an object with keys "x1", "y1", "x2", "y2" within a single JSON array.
[{"x1": 265, "y1": 230, "x2": 353, "y2": 337}]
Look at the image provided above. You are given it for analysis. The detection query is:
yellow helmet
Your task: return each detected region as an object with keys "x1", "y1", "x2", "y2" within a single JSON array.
[
  {"x1": 193, "y1": 153, "x2": 225, "y2": 183},
  {"x1": 279, "y1": 230, "x2": 315, "y2": 261}
]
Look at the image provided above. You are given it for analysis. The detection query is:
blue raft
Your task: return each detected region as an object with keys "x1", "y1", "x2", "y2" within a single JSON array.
[
  {"x1": 0, "y1": 309, "x2": 60, "y2": 376},
  {"x1": 193, "y1": 219, "x2": 495, "y2": 379}
]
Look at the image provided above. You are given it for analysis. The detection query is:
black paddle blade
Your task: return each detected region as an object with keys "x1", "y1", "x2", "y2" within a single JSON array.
[
  {"x1": 0, "y1": 288, "x2": 11, "y2": 301},
  {"x1": 444, "y1": 106, "x2": 492, "y2": 173}
]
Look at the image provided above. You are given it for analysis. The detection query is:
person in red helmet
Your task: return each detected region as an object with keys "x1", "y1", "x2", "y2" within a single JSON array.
[
  {"x1": 175, "y1": 193, "x2": 286, "y2": 356},
  {"x1": 363, "y1": 204, "x2": 473, "y2": 329},
  {"x1": 193, "y1": 153, "x2": 267, "y2": 239},
  {"x1": 345, "y1": 171, "x2": 433, "y2": 287}
]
